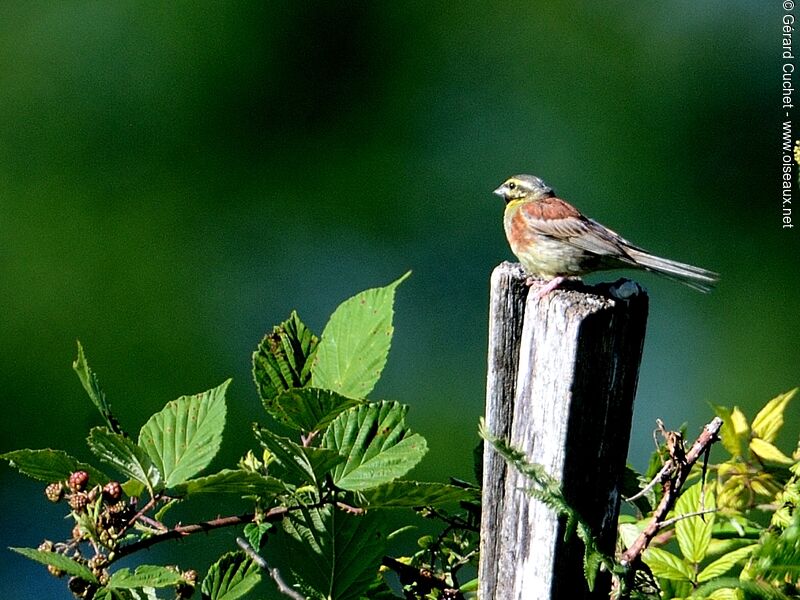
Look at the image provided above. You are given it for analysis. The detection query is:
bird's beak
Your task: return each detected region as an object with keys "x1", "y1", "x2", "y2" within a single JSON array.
[{"x1": 492, "y1": 186, "x2": 505, "y2": 198}]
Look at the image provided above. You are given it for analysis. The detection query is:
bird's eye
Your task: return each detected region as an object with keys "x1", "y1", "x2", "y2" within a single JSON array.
[{"x1": 507, "y1": 182, "x2": 516, "y2": 190}]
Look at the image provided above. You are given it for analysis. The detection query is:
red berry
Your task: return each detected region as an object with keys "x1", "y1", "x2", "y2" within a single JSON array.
[
  {"x1": 102, "y1": 481, "x2": 122, "y2": 503},
  {"x1": 68, "y1": 471, "x2": 90, "y2": 492}
]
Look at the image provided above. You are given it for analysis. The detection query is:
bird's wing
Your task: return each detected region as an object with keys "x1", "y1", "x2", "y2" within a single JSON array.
[{"x1": 519, "y1": 199, "x2": 635, "y2": 259}]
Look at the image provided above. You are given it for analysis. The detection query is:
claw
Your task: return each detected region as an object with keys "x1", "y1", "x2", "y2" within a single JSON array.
[{"x1": 533, "y1": 276, "x2": 565, "y2": 298}]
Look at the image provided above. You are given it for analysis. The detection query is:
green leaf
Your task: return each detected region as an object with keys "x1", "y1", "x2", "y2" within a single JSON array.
[
  {"x1": 642, "y1": 547, "x2": 693, "y2": 582},
  {"x1": 751, "y1": 388, "x2": 796, "y2": 444},
  {"x1": 272, "y1": 387, "x2": 363, "y2": 433},
  {"x1": 750, "y1": 438, "x2": 795, "y2": 465},
  {"x1": 108, "y1": 565, "x2": 184, "y2": 589},
  {"x1": 169, "y1": 469, "x2": 285, "y2": 497},
  {"x1": 73, "y1": 341, "x2": 126, "y2": 436},
  {"x1": 138, "y1": 380, "x2": 229, "y2": 487},
  {"x1": 355, "y1": 481, "x2": 479, "y2": 508},
  {"x1": 675, "y1": 482, "x2": 716, "y2": 564},
  {"x1": 322, "y1": 401, "x2": 427, "y2": 491},
  {"x1": 311, "y1": 272, "x2": 410, "y2": 399},
  {"x1": 87, "y1": 427, "x2": 161, "y2": 493},
  {"x1": 273, "y1": 505, "x2": 388, "y2": 600},
  {"x1": 254, "y1": 426, "x2": 345, "y2": 486},
  {"x1": 200, "y1": 551, "x2": 261, "y2": 600},
  {"x1": 243, "y1": 522, "x2": 272, "y2": 550},
  {"x1": 253, "y1": 311, "x2": 319, "y2": 412},
  {"x1": 10, "y1": 547, "x2": 97, "y2": 582},
  {"x1": 1, "y1": 448, "x2": 109, "y2": 485},
  {"x1": 698, "y1": 544, "x2": 758, "y2": 583}
]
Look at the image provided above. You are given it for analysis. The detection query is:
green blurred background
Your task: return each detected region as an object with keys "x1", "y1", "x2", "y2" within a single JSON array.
[{"x1": 1, "y1": 2, "x2": 797, "y2": 597}]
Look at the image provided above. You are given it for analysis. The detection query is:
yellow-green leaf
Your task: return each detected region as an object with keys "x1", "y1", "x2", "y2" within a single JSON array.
[
  {"x1": 675, "y1": 482, "x2": 715, "y2": 564},
  {"x1": 643, "y1": 547, "x2": 693, "y2": 581},
  {"x1": 712, "y1": 404, "x2": 746, "y2": 458},
  {"x1": 731, "y1": 407, "x2": 749, "y2": 441},
  {"x1": 749, "y1": 438, "x2": 794, "y2": 465},
  {"x1": 697, "y1": 544, "x2": 757, "y2": 582},
  {"x1": 751, "y1": 388, "x2": 796, "y2": 443}
]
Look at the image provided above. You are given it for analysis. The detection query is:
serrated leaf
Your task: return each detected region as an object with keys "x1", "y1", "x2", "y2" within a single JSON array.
[
  {"x1": 253, "y1": 311, "x2": 319, "y2": 414},
  {"x1": 712, "y1": 404, "x2": 742, "y2": 458},
  {"x1": 675, "y1": 482, "x2": 716, "y2": 564},
  {"x1": 73, "y1": 341, "x2": 126, "y2": 436},
  {"x1": 749, "y1": 438, "x2": 795, "y2": 465},
  {"x1": 169, "y1": 469, "x2": 285, "y2": 497},
  {"x1": 311, "y1": 272, "x2": 410, "y2": 399},
  {"x1": 243, "y1": 522, "x2": 272, "y2": 550},
  {"x1": 254, "y1": 427, "x2": 344, "y2": 486},
  {"x1": 698, "y1": 544, "x2": 758, "y2": 582},
  {"x1": 752, "y1": 388, "x2": 796, "y2": 444},
  {"x1": 108, "y1": 565, "x2": 184, "y2": 589},
  {"x1": 1, "y1": 448, "x2": 109, "y2": 485},
  {"x1": 584, "y1": 548, "x2": 603, "y2": 591},
  {"x1": 10, "y1": 547, "x2": 97, "y2": 582},
  {"x1": 138, "y1": 380, "x2": 228, "y2": 487},
  {"x1": 200, "y1": 551, "x2": 261, "y2": 600},
  {"x1": 88, "y1": 427, "x2": 161, "y2": 493},
  {"x1": 273, "y1": 505, "x2": 388, "y2": 600},
  {"x1": 272, "y1": 387, "x2": 363, "y2": 433},
  {"x1": 730, "y1": 408, "x2": 750, "y2": 442},
  {"x1": 642, "y1": 547, "x2": 693, "y2": 581},
  {"x1": 355, "y1": 481, "x2": 478, "y2": 508},
  {"x1": 322, "y1": 401, "x2": 427, "y2": 491}
]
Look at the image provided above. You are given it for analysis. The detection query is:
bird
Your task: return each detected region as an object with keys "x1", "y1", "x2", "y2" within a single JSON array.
[{"x1": 493, "y1": 174, "x2": 719, "y2": 297}]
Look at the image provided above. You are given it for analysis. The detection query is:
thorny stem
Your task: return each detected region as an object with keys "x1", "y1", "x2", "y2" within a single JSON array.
[
  {"x1": 113, "y1": 501, "x2": 325, "y2": 561},
  {"x1": 620, "y1": 417, "x2": 723, "y2": 567}
]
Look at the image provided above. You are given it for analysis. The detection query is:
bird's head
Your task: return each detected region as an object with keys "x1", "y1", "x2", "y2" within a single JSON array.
[{"x1": 493, "y1": 174, "x2": 554, "y2": 203}]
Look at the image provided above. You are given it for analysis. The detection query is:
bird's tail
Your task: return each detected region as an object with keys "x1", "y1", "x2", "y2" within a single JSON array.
[{"x1": 625, "y1": 248, "x2": 719, "y2": 293}]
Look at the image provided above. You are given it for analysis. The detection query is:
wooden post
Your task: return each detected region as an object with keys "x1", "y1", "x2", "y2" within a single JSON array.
[{"x1": 479, "y1": 262, "x2": 649, "y2": 600}]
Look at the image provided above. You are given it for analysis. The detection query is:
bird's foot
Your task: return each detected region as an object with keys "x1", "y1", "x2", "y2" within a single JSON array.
[{"x1": 533, "y1": 276, "x2": 565, "y2": 298}]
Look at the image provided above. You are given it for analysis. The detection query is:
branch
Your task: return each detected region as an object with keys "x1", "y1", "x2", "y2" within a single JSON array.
[
  {"x1": 113, "y1": 501, "x2": 316, "y2": 560},
  {"x1": 236, "y1": 537, "x2": 305, "y2": 600},
  {"x1": 657, "y1": 508, "x2": 718, "y2": 529},
  {"x1": 382, "y1": 556, "x2": 464, "y2": 600},
  {"x1": 113, "y1": 512, "x2": 258, "y2": 559},
  {"x1": 620, "y1": 416, "x2": 723, "y2": 567}
]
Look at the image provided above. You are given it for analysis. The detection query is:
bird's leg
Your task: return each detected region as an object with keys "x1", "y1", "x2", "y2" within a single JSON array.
[{"x1": 533, "y1": 276, "x2": 565, "y2": 298}]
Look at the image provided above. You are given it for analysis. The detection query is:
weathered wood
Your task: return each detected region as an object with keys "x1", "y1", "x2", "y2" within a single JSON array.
[{"x1": 480, "y1": 262, "x2": 649, "y2": 600}]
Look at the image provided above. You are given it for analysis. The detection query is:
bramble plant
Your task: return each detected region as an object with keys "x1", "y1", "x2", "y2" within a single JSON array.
[
  {"x1": 2, "y1": 273, "x2": 480, "y2": 600},
  {"x1": 619, "y1": 389, "x2": 800, "y2": 600},
  {"x1": 4, "y1": 271, "x2": 798, "y2": 600}
]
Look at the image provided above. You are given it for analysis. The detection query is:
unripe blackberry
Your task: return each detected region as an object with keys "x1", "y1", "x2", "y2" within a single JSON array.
[
  {"x1": 47, "y1": 564, "x2": 65, "y2": 578},
  {"x1": 182, "y1": 569, "x2": 198, "y2": 586},
  {"x1": 45, "y1": 482, "x2": 64, "y2": 503},
  {"x1": 175, "y1": 569, "x2": 197, "y2": 599},
  {"x1": 68, "y1": 471, "x2": 89, "y2": 492},
  {"x1": 88, "y1": 555, "x2": 108, "y2": 571},
  {"x1": 38, "y1": 540, "x2": 54, "y2": 552},
  {"x1": 69, "y1": 492, "x2": 89, "y2": 513},
  {"x1": 102, "y1": 481, "x2": 123, "y2": 503}
]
